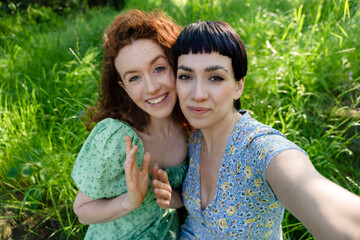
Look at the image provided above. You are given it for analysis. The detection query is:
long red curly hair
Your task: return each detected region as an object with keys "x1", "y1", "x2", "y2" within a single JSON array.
[{"x1": 87, "y1": 9, "x2": 186, "y2": 132}]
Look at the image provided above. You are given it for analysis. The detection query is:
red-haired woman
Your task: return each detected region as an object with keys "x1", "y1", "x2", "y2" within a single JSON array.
[{"x1": 71, "y1": 9, "x2": 188, "y2": 240}]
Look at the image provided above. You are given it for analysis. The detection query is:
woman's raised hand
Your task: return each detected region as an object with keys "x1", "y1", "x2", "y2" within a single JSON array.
[
  {"x1": 124, "y1": 135, "x2": 151, "y2": 210},
  {"x1": 152, "y1": 164, "x2": 173, "y2": 209}
]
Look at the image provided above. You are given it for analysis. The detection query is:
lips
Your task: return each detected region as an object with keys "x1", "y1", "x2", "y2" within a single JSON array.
[
  {"x1": 188, "y1": 106, "x2": 210, "y2": 114},
  {"x1": 146, "y1": 93, "x2": 167, "y2": 105}
]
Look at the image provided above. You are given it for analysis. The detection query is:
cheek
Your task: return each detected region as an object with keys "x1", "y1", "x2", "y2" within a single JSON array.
[
  {"x1": 223, "y1": 89, "x2": 234, "y2": 101},
  {"x1": 169, "y1": 74, "x2": 176, "y2": 88},
  {"x1": 168, "y1": 69, "x2": 176, "y2": 83},
  {"x1": 176, "y1": 84, "x2": 185, "y2": 98},
  {"x1": 123, "y1": 86, "x2": 140, "y2": 102},
  {"x1": 175, "y1": 85, "x2": 187, "y2": 105},
  {"x1": 163, "y1": 72, "x2": 176, "y2": 89}
]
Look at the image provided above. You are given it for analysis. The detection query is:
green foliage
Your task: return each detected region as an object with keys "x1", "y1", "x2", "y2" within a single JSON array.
[
  {"x1": 1, "y1": 0, "x2": 124, "y2": 15},
  {"x1": 0, "y1": 0, "x2": 359, "y2": 239},
  {"x1": 0, "y1": 5, "x2": 117, "y2": 238}
]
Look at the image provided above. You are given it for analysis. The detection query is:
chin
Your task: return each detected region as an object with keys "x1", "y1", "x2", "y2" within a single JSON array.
[
  {"x1": 151, "y1": 108, "x2": 173, "y2": 119},
  {"x1": 185, "y1": 119, "x2": 205, "y2": 129}
]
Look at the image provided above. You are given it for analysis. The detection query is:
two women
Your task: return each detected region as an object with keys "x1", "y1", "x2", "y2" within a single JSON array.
[{"x1": 72, "y1": 9, "x2": 360, "y2": 239}]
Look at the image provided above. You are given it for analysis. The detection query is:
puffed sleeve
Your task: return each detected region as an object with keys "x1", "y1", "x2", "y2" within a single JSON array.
[
  {"x1": 71, "y1": 118, "x2": 145, "y2": 199},
  {"x1": 248, "y1": 133, "x2": 308, "y2": 178}
]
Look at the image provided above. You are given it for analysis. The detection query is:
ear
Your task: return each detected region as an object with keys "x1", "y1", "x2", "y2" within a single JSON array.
[
  {"x1": 234, "y1": 77, "x2": 245, "y2": 100},
  {"x1": 118, "y1": 81, "x2": 125, "y2": 89}
]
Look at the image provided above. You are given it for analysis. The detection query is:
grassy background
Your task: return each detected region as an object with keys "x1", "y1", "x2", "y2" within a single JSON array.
[{"x1": 1, "y1": 0, "x2": 359, "y2": 239}]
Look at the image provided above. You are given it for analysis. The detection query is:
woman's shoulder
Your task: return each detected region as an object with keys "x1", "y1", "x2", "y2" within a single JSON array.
[
  {"x1": 95, "y1": 118, "x2": 134, "y2": 132},
  {"x1": 71, "y1": 118, "x2": 143, "y2": 199},
  {"x1": 89, "y1": 118, "x2": 139, "y2": 140},
  {"x1": 235, "y1": 111, "x2": 283, "y2": 141},
  {"x1": 236, "y1": 111, "x2": 307, "y2": 165}
]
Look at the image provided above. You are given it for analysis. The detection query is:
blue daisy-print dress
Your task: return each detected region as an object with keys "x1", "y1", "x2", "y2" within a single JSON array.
[{"x1": 180, "y1": 111, "x2": 307, "y2": 239}]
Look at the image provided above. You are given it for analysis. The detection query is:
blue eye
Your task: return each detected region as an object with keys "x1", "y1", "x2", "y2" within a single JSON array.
[
  {"x1": 210, "y1": 76, "x2": 224, "y2": 82},
  {"x1": 177, "y1": 74, "x2": 191, "y2": 80},
  {"x1": 129, "y1": 76, "x2": 140, "y2": 82},
  {"x1": 155, "y1": 66, "x2": 165, "y2": 73}
]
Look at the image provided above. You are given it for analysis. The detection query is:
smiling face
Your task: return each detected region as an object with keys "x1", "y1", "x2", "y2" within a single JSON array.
[
  {"x1": 115, "y1": 39, "x2": 177, "y2": 120},
  {"x1": 176, "y1": 52, "x2": 244, "y2": 131}
]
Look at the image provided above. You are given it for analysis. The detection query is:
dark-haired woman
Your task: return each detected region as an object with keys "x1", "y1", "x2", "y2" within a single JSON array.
[
  {"x1": 71, "y1": 10, "x2": 188, "y2": 240},
  {"x1": 155, "y1": 20, "x2": 360, "y2": 239}
]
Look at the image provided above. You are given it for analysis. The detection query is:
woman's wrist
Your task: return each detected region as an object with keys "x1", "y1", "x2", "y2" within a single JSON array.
[{"x1": 119, "y1": 192, "x2": 140, "y2": 212}]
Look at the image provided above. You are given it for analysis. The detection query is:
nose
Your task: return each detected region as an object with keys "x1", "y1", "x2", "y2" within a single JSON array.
[
  {"x1": 144, "y1": 75, "x2": 160, "y2": 94},
  {"x1": 192, "y1": 80, "x2": 208, "y2": 102}
]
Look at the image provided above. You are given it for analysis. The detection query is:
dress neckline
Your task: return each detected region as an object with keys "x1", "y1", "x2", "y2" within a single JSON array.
[{"x1": 196, "y1": 112, "x2": 249, "y2": 212}]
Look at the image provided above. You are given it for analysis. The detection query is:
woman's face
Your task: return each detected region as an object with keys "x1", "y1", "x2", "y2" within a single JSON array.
[
  {"x1": 176, "y1": 52, "x2": 244, "y2": 130},
  {"x1": 115, "y1": 39, "x2": 177, "y2": 120}
]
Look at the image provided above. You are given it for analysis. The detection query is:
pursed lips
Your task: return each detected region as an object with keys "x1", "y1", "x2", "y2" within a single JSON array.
[{"x1": 188, "y1": 106, "x2": 210, "y2": 114}]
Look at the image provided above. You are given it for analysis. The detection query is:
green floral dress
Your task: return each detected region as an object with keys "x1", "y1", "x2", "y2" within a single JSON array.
[{"x1": 71, "y1": 118, "x2": 188, "y2": 240}]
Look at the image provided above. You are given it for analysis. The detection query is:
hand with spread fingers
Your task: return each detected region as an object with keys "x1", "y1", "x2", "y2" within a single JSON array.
[
  {"x1": 124, "y1": 135, "x2": 151, "y2": 210},
  {"x1": 152, "y1": 164, "x2": 173, "y2": 209}
]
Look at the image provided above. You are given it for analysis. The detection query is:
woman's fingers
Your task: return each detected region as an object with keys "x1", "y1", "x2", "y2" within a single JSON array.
[
  {"x1": 154, "y1": 185, "x2": 171, "y2": 209},
  {"x1": 153, "y1": 164, "x2": 159, "y2": 180},
  {"x1": 141, "y1": 152, "x2": 151, "y2": 175},
  {"x1": 152, "y1": 169, "x2": 171, "y2": 192},
  {"x1": 157, "y1": 169, "x2": 170, "y2": 184},
  {"x1": 122, "y1": 136, "x2": 152, "y2": 209},
  {"x1": 124, "y1": 140, "x2": 139, "y2": 182},
  {"x1": 124, "y1": 135, "x2": 133, "y2": 155},
  {"x1": 153, "y1": 179, "x2": 172, "y2": 192},
  {"x1": 126, "y1": 145, "x2": 138, "y2": 167},
  {"x1": 154, "y1": 186, "x2": 172, "y2": 200},
  {"x1": 153, "y1": 174, "x2": 172, "y2": 203},
  {"x1": 156, "y1": 199, "x2": 170, "y2": 209},
  {"x1": 151, "y1": 167, "x2": 172, "y2": 209}
]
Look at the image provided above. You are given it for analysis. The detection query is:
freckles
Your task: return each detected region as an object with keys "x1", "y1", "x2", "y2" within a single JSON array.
[{"x1": 167, "y1": 72, "x2": 175, "y2": 83}]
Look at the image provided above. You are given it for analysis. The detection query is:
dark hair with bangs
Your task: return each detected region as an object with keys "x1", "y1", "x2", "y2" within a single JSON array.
[{"x1": 174, "y1": 20, "x2": 247, "y2": 110}]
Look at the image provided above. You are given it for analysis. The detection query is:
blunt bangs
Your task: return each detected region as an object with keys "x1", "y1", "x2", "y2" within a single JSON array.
[{"x1": 174, "y1": 20, "x2": 247, "y2": 81}]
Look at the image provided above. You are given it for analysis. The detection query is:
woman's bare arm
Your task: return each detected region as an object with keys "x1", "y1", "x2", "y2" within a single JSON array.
[
  {"x1": 266, "y1": 149, "x2": 360, "y2": 240},
  {"x1": 73, "y1": 190, "x2": 135, "y2": 224},
  {"x1": 73, "y1": 136, "x2": 151, "y2": 224}
]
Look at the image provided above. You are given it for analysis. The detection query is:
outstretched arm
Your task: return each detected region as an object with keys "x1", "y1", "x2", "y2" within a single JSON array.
[
  {"x1": 266, "y1": 149, "x2": 360, "y2": 240},
  {"x1": 152, "y1": 164, "x2": 184, "y2": 209},
  {"x1": 73, "y1": 136, "x2": 151, "y2": 224}
]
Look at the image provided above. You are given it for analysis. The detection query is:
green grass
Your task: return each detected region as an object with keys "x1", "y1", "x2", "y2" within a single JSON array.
[{"x1": 1, "y1": 0, "x2": 359, "y2": 239}]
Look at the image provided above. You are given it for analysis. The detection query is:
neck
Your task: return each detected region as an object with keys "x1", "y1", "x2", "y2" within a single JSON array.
[
  {"x1": 144, "y1": 115, "x2": 175, "y2": 137},
  {"x1": 201, "y1": 110, "x2": 241, "y2": 154}
]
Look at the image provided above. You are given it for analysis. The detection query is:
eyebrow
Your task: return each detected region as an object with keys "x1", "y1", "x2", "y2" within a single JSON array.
[
  {"x1": 177, "y1": 65, "x2": 228, "y2": 73},
  {"x1": 150, "y1": 55, "x2": 167, "y2": 65},
  {"x1": 177, "y1": 65, "x2": 194, "y2": 72},
  {"x1": 205, "y1": 65, "x2": 228, "y2": 73},
  {"x1": 123, "y1": 55, "x2": 167, "y2": 79}
]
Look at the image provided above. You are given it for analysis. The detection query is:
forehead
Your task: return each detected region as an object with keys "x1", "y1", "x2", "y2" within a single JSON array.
[
  {"x1": 178, "y1": 52, "x2": 232, "y2": 70},
  {"x1": 115, "y1": 39, "x2": 166, "y2": 73}
]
